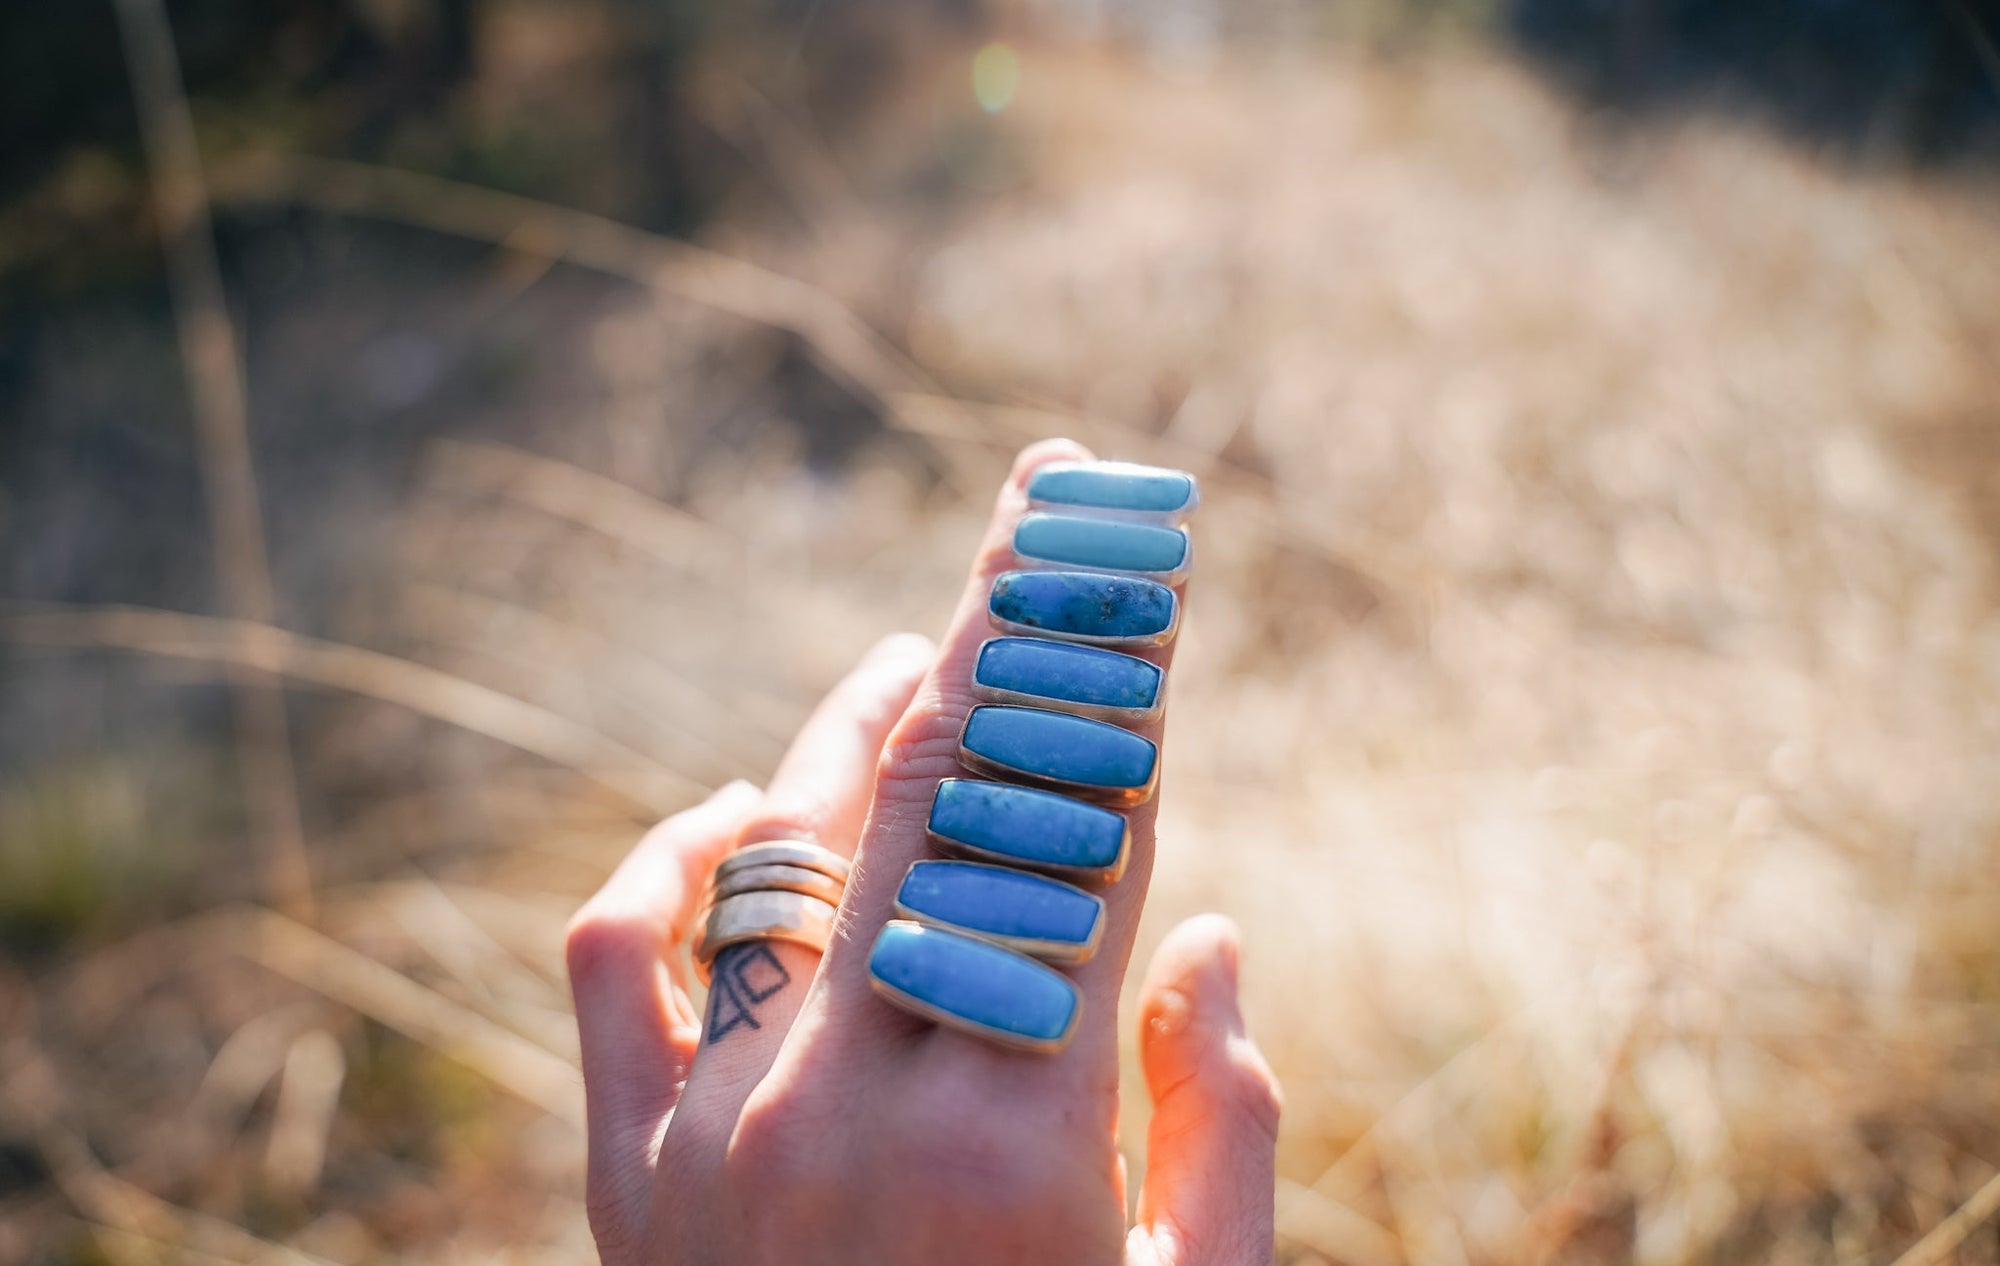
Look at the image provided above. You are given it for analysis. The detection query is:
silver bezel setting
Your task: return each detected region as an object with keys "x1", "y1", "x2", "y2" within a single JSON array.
[
  {"x1": 1024, "y1": 460, "x2": 1201, "y2": 524},
  {"x1": 969, "y1": 638, "x2": 1165, "y2": 726},
  {"x1": 892, "y1": 861, "x2": 1105, "y2": 965},
  {"x1": 955, "y1": 710, "x2": 1159, "y2": 808},
  {"x1": 924, "y1": 830, "x2": 1131, "y2": 887},
  {"x1": 985, "y1": 578, "x2": 1181, "y2": 650},
  {"x1": 867, "y1": 921, "x2": 1081, "y2": 1055},
  {"x1": 1012, "y1": 524, "x2": 1193, "y2": 588}
]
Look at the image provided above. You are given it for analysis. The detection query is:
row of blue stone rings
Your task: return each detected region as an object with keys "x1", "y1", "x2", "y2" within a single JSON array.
[{"x1": 867, "y1": 460, "x2": 1197, "y2": 1054}]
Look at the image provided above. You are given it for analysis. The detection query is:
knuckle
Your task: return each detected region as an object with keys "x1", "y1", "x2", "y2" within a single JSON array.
[
  {"x1": 1189, "y1": 1039, "x2": 1282, "y2": 1146},
  {"x1": 563, "y1": 912, "x2": 652, "y2": 988},
  {"x1": 1151, "y1": 1031, "x2": 1284, "y2": 1147},
  {"x1": 734, "y1": 806, "x2": 830, "y2": 847},
  {"x1": 874, "y1": 696, "x2": 976, "y2": 796},
  {"x1": 718, "y1": 1089, "x2": 848, "y2": 1240},
  {"x1": 834, "y1": 666, "x2": 926, "y2": 730},
  {"x1": 583, "y1": 1181, "x2": 641, "y2": 1264},
  {"x1": 888, "y1": 1130, "x2": 1052, "y2": 1222},
  {"x1": 880, "y1": 1070, "x2": 1085, "y2": 1213},
  {"x1": 729, "y1": 1094, "x2": 812, "y2": 1188},
  {"x1": 1224, "y1": 1040, "x2": 1284, "y2": 1143},
  {"x1": 874, "y1": 731, "x2": 963, "y2": 796}
]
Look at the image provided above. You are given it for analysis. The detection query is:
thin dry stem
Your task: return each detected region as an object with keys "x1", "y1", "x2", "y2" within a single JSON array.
[
  {"x1": 112, "y1": 0, "x2": 313, "y2": 920},
  {"x1": 220, "y1": 907, "x2": 585, "y2": 1126},
  {"x1": 210, "y1": 151, "x2": 974, "y2": 462},
  {"x1": 1889, "y1": 1167, "x2": 2000, "y2": 1266},
  {"x1": 1275, "y1": 1178, "x2": 1402, "y2": 1266},
  {"x1": 428, "y1": 439, "x2": 745, "y2": 580},
  {"x1": 0, "y1": 604, "x2": 704, "y2": 811},
  {"x1": 1, "y1": 1045, "x2": 337, "y2": 1266}
]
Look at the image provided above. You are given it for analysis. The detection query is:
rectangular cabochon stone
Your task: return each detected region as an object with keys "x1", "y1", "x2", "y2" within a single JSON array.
[
  {"x1": 974, "y1": 636, "x2": 1163, "y2": 716},
  {"x1": 1014, "y1": 513, "x2": 1190, "y2": 580},
  {"x1": 927, "y1": 778, "x2": 1130, "y2": 881},
  {"x1": 988, "y1": 570, "x2": 1178, "y2": 646},
  {"x1": 1027, "y1": 461, "x2": 1198, "y2": 517},
  {"x1": 895, "y1": 859, "x2": 1103, "y2": 959},
  {"x1": 959, "y1": 705, "x2": 1159, "y2": 803},
  {"x1": 869, "y1": 920, "x2": 1081, "y2": 1050}
]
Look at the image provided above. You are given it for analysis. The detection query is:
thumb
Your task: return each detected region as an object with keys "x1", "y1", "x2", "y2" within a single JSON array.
[{"x1": 1130, "y1": 915, "x2": 1282, "y2": 1266}]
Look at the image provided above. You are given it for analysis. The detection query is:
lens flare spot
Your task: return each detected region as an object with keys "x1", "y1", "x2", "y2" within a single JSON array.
[{"x1": 972, "y1": 43, "x2": 1019, "y2": 114}]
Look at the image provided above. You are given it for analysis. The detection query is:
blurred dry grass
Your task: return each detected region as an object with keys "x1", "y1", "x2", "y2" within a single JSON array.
[{"x1": 5, "y1": 16, "x2": 2000, "y2": 1266}]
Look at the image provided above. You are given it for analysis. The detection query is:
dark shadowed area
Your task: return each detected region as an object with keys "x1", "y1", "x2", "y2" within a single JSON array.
[{"x1": 3, "y1": 1, "x2": 1999, "y2": 1263}]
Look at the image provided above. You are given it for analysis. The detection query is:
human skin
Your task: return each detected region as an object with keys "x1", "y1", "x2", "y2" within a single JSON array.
[{"x1": 566, "y1": 440, "x2": 1282, "y2": 1266}]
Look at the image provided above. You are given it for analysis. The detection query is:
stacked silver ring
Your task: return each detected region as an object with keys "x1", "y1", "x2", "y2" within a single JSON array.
[{"x1": 692, "y1": 840, "x2": 851, "y2": 985}]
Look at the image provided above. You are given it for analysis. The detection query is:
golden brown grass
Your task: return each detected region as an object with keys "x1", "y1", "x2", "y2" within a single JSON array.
[{"x1": 7, "y1": 27, "x2": 2000, "y2": 1266}]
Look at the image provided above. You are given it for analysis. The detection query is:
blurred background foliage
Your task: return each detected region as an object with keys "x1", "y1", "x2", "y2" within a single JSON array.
[{"x1": 3, "y1": 0, "x2": 1999, "y2": 1263}]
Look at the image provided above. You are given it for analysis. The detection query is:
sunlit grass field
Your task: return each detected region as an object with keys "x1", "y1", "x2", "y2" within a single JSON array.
[{"x1": 6, "y1": 23, "x2": 2000, "y2": 1266}]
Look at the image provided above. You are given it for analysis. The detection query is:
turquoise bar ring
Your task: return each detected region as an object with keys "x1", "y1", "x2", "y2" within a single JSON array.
[
  {"x1": 894, "y1": 859, "x2": 1105, "y2": 964},
  {"x1": 1013, "y1": 513, "x2": 1191, "y2": 586},
  {"x1": 868, "y1": 919, "x2": 1082, "y2": 1054},
  {"x1": 1027, "y1": 460, "x2": 1199, "y2": 523},
  {"x1": 927, "y1": 778, "x2": 1130, "y2": 884},
  {"x1": 958, "y1": 704, "x2": 1159, "y2": 806},
  {"x1": 972, "y1": 636, "x2": 1164, "y2": 725},
  {"x1": 988, "y1": 570, "x2": 1179, "y2": 648}
]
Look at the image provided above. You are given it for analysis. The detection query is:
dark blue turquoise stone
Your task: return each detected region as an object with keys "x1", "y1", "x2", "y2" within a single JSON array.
[
  {"x1": 975, "y1": 637, "x2": 1162, "y2": 713},
  {"x1": 1028, "y1": 462, "x2": 1196, "y2": 515},
  {"x1": 896, "y1": 860, "x2": 1102, "y2": 949},
  {"x1": 988, "y1": 570, "x2": 1177, "y2": 642},
  {"x1": 1015, "y1": 513, "x2": 1189, "y2": 575},
  {"x1": 869, "y1": 921, "x2": 1080, "y2": 1047},
  {"x1": 961, "y1": 706, "x2": 1156, "y2": 793},
  {"x1": 927, "y1": 779, "x2": 1128, "y2": 875}
]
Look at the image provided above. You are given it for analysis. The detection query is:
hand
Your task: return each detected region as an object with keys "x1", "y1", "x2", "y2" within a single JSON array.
[{"x1": 565, "y1": 441, "x2": 1282, "y2": 1265}]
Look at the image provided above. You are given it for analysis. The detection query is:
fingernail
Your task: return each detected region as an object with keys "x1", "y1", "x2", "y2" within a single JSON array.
[
  {"x1": 1147, "y1": 984, "x2": 1196, "y2": 1044},
  {"x1": 1214, "y1": 918, "x2": 1243, "y2": 993},
  {"x1": 1184, "y1": 912, "x2": 1243, "y2": 993},
  {"x1": 868, "y1": 631, "x2": 935, "y2": 674},
  {"x1": 1009, "y1": 438, "x2": 1093, "y2": 488}
]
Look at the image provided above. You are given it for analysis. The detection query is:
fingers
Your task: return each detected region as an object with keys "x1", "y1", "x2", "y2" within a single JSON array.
[
  {"x1": 565, "y1": 780, "x2": 763, "y2": 1235},
  {"x1": 1130, "y1": 916, "x2": 1282, "y2": 1266},
  {"x1": 813, "y1": 438, "x2": 1178, "y2": 1077},
  {"x1": 671, "y1": 633, "x2": 932, "y2": 1114},
  {"x1": 809, "y1": 439, "x2": 1097, "y2": 993},
  {"x1": 742, "y1": 631, "x2": 938, "y2": 857}
]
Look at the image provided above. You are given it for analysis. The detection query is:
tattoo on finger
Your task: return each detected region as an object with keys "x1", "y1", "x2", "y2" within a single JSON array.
[{"x1": 704, "y1": 944, "x2": 792, "y2": 1043}]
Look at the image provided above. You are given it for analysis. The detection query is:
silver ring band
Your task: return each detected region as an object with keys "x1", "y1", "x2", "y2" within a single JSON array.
[{"x1": 716, "y1": 839, "x2": 852, "y2": 885}]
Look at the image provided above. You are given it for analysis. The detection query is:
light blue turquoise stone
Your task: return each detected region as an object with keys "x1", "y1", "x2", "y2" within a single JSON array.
[
  {"x1": 961, "y1": 705, "x2": 1156, "y2": 793},
  {"x1": 869, "y1": 921, "x2": 1079, "y2": 1047},
  {"x1": 1015, "y1": 513, "x2": 1189, "y2": 576},
  {"x1": 1028, "y1": 462, "x2": 1196, "y2": 515},
  {"x1": 897, "y1": 860, "x2": 1102, "y2": 948},
  {"x1": 988, "y1": 570, "x2": 1176, "y2": 642},
  {"x1": 928, "y1": 778, "x2": 1128, "y2": 874},
  {"x1": 976, "y1": 637, "x2": 1162, "y2": 713}
]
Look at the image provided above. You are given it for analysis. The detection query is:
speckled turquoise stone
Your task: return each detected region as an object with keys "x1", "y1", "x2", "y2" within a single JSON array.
[
  {"x1": 988, "y1": 570, "x2": 1178, "y2": 646},
  {"x1": 895, "y1": 860, "x2": 1103, "y2": 959},
  {"x1": 1028, "y1": 461, "x2": 1198, "y2": 518},
  {"x1": 960, "y1": 705, "x2": 1158, "y2": 803},
  {"x1": 1015, "y1": 513, "x2": 1190, "y2": 579},
  {"x1": 869, "y1": 920, "x2": 1081, "y2": 1051},
  {"x1": 927, "y1": 778, "x2": 1130, "y2": 881},
  {"x1": 974, "y1": 637, "x2": 1162, "y2": 718}
]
